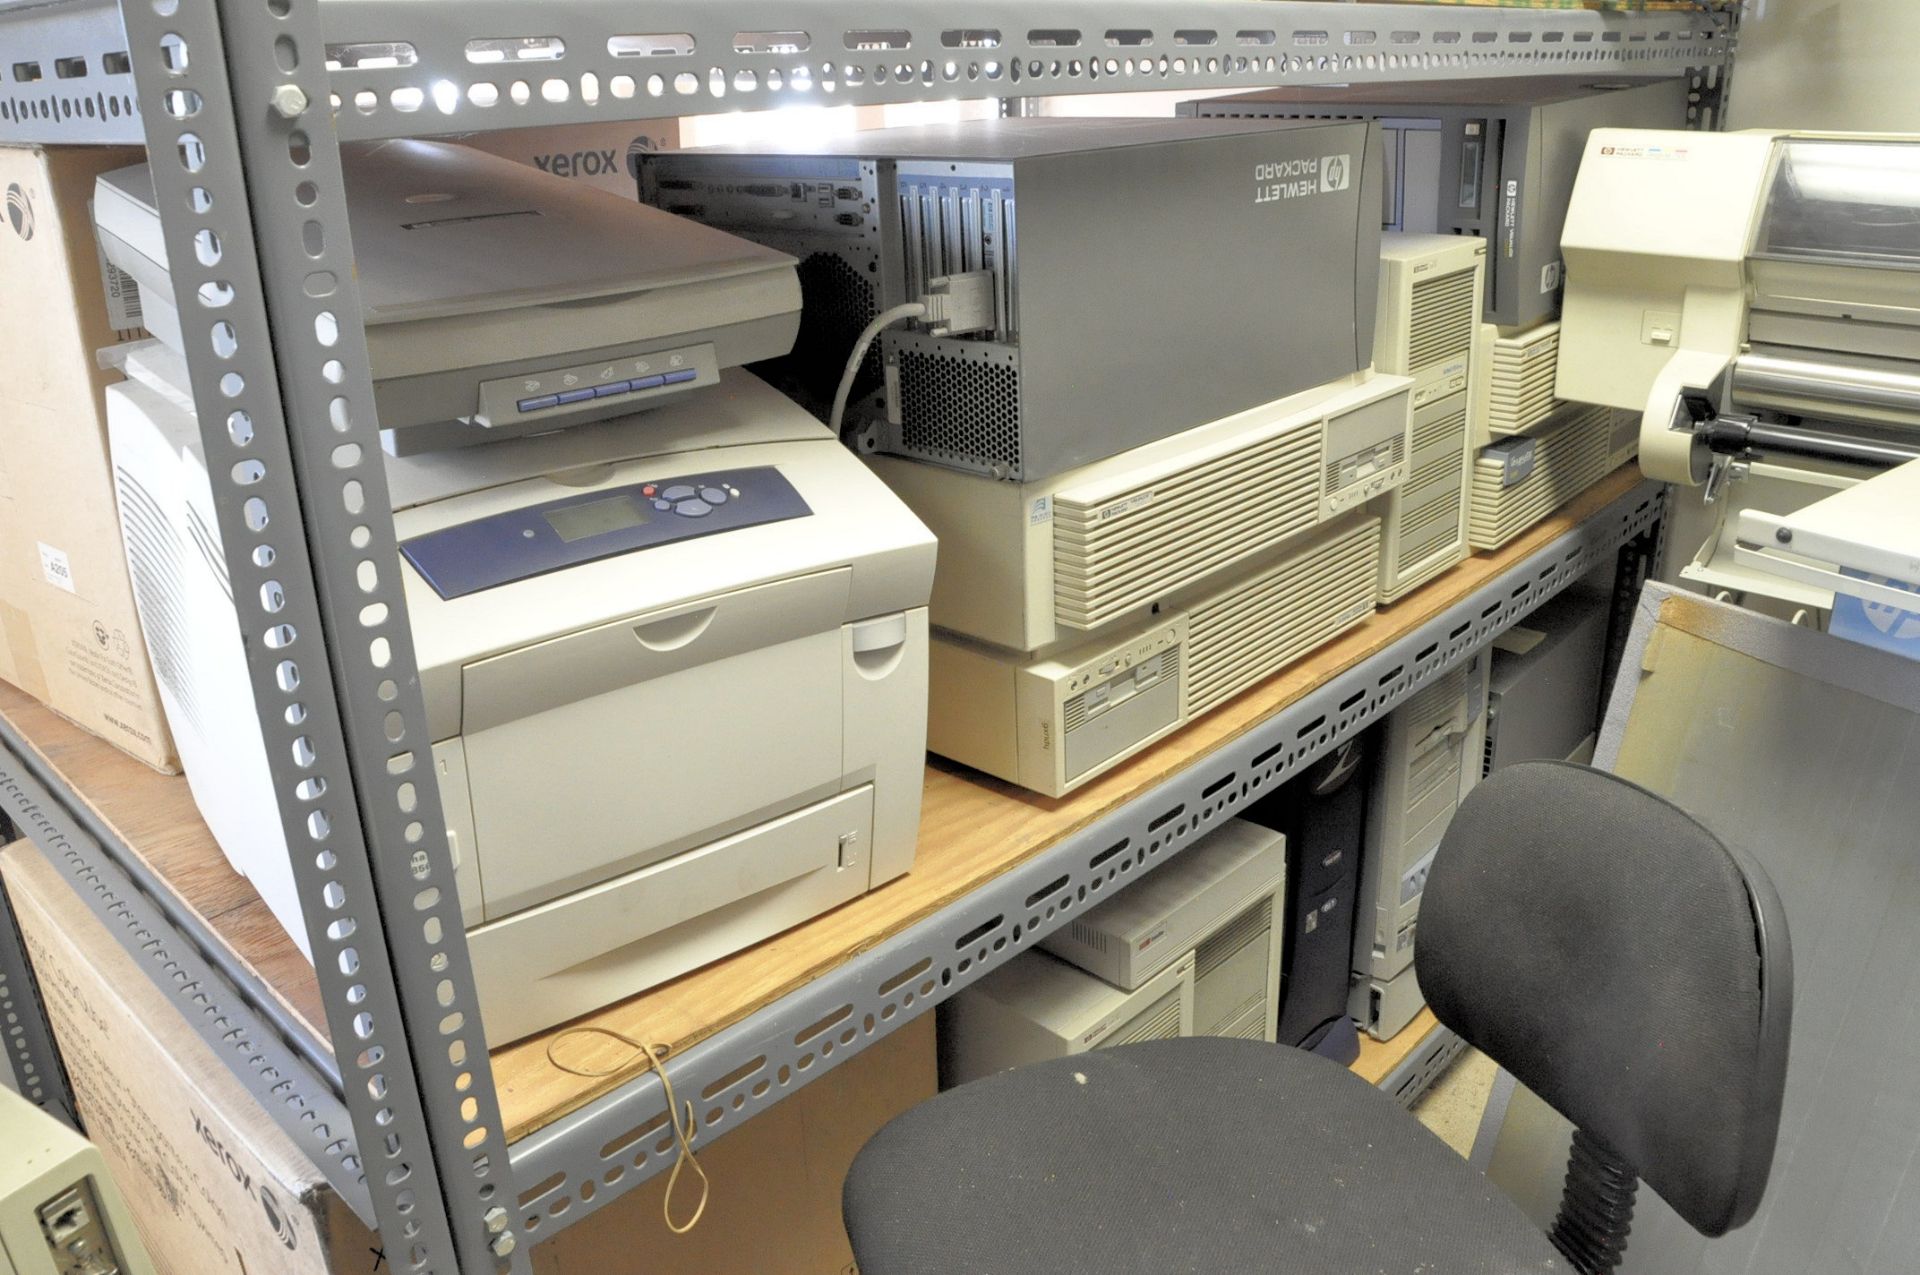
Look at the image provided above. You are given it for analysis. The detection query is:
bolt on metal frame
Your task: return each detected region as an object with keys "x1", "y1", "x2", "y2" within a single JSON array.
[{"x1": 0, "y1": 2, "x2": 1725, "y2": 1270}]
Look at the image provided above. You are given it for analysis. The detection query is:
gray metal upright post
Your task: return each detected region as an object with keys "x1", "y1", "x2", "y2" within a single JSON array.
[
  {"x1": 116, "y1": 0, "x2": 519, "y2": 1269},
  {"x1": 0, "y1": 867, "x2": 76, "y2": 1124}
]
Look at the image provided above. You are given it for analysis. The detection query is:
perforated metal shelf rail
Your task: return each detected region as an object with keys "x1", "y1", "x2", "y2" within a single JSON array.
[
  {"x1": 0, "y1": 0, "x2": 1711, "y2": 1269},
  {"x1": 3, "y1": 1, "x2": 1734, "y2": 145}
]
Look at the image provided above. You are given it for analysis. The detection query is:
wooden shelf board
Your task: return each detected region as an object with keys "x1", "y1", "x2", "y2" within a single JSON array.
[{"x1": 0, "y1": 466, "x2": 1643, "y2": 1142}]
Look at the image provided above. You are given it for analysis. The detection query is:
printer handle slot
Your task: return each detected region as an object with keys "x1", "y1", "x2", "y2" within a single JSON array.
[
  {"x1": 849, "y1": 612, "x2": 911, "y2": 678},
  {"x1": 633, "y1": 607, "x2": 716, "y2": 652}
]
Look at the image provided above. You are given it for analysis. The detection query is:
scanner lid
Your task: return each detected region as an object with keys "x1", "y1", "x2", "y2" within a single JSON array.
[{"x1": 96, "y1": 139, "x2": 797, "y2": 326}]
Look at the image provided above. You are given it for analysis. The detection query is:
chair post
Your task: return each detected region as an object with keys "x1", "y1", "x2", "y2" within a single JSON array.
[{"x1": 1548, "y1": 1127, "x2": 1641, "y2": 1275}]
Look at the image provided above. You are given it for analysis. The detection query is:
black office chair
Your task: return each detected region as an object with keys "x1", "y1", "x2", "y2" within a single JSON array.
[{"x1": 844, "y1": 762, "x2": 1792, "y2": 1274}]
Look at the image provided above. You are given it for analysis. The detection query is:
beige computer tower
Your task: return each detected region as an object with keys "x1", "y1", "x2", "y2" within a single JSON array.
[
  {"x1": 1372, "y1": 235, "x2": 1486, "y2": 602},
  {"x1": 1351, "y1": 649, "x2": 1490, "y2": 1041},
  {"x1": 929, "y1": 510, "x2": 1382, "y2": 791},
  {"x1": 1468, "y1": 402, "x2": 1620, "y2": 551},
  {"x1": 931, "y1": 513, "x2": 1382, "y2": 797}
]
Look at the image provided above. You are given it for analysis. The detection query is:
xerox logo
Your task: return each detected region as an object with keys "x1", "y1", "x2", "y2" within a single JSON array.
[
  {"x1": 258, "y1": 1184, "x2": 300, "y2": 1251},
  {"x1": 5, "y1": 182, "x2": 33, "y2": 240},
  {"x1": 1320, "y1": 153, "x2": 1351, "y2": 193},
  {"x1": 193, "y1": 1111, "x2": 299, "y2": 1250}
]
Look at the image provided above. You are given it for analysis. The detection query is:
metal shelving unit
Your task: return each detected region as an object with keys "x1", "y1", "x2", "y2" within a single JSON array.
[{"x1": 0, "y1": 3, "x2": 1725, "y2": 1271}]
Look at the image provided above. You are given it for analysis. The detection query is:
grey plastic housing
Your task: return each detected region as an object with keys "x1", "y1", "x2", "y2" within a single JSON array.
[
  {"x1": 1188, "y1": 77, "x2": 1690, "y2": 329},
  {"x1": 645, "y1": 117, "x2": 1385, "y2": 481}
]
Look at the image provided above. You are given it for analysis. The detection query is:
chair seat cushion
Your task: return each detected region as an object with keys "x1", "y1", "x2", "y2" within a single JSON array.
[{"x1": 845, "y1": 1036, "x2": 1566, "y2": 1274}]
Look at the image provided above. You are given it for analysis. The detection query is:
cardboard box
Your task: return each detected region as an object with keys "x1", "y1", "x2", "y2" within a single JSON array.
[
  {"x1": 0, "y1": 145, "x2": 177, "y2": 772},
  {"x1": 447, "y1": 121, "x2": 682, "y2": 199},
  {"x1": 2, "y1": 838, "x2": 933, "y2": 1274}
]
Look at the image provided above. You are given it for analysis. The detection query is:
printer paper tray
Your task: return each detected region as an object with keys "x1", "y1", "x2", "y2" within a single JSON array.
[{"x1": 466, "y1": 784, "x2": 875, "y2": 1043}]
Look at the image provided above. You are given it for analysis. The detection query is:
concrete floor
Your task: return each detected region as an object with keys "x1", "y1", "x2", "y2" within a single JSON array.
[{"x1": 1411, "y1": 1046, "x2": 1499, "y2": 1158}]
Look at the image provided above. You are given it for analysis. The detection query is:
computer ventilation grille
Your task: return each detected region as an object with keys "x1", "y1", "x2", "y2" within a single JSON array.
[
  {"x1": 1468, "y1": 404, "x2": 1614, "y2": 550},
  {"x1": 771, "y1": 250, "x2": 881, "y2": 415},
  {"x1": 1186, "y1": 519, "x2": 1381, "y2": 716},
  {"x1": 1485, "y1": 323, "x2": 1563, "y2": 437},
  {"x1": 1055, "y1": 424, "x2": 1321, "y2": 632},
  {"x1": 1103, "y1": 987, "x2": 1186, "y2": 1049},
  {"x1": 894, "y1": 343, "x2": 1023, "y2": 477},
  {"x1": 1407, "y1": 268, "x2": 1478, "y2": 375}
]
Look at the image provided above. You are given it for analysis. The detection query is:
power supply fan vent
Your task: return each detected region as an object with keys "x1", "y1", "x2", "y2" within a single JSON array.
[
  {"x1": 897, "y1": 347, "x2": 1022, "y2": 475},
  {"x1": 1407, "y1": 267, "x2": 1477, "y2": 374},
  {"x1": 113, "y1": 467, "x2": 204, "y2": 737},
  {"x1": 779, "y1": 251, "x2": 881, "y2": 412},
  {"x1": 1103, "y1": 988, "x2": 1185, "y2": 1049}
]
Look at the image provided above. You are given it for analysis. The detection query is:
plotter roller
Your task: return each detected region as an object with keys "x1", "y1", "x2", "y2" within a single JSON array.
[{"x1": 1558, "y1": 129, "x2": 1920, "y2": 617}]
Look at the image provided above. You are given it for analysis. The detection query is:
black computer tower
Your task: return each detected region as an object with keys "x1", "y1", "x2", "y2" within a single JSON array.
[{"x1": 1244, "y1": 733, "x2": 1372, "y2": 1064}]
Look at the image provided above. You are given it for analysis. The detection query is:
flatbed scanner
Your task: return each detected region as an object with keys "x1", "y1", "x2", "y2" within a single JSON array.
[
  {"x1": 94, "y1": 140, "x2": 802, "y2": 453},
  {"x1": 105, "y1": 347, "x2": 934, "y2": 1042}
]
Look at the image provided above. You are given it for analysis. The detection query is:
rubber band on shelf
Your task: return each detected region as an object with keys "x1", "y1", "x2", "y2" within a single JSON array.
[{"x1": 545, "y1": 1027, "x2": 711, "y2": 1234}]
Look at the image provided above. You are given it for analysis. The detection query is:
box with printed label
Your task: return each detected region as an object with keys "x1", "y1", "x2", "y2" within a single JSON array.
[
  {"x1": 444, "y1": 121, "x2": 682, "y2": 199},
  {"x1": 0, "y1": 144, "x2": 177, "y2": 772},
  {"x1": 2, "y1": 838, "x2": 932, "y2": 1275}
]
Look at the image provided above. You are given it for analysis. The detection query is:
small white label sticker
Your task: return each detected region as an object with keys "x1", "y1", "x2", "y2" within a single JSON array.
[
  {"x1": 1598, "y1": 143, "x2": 1691, "y2": 163},
  {"x1": 39, "y1": 542, "x2": 75, "y2": 593},
  {"x1": 1030, "y1": 495, "x2": 1053, "y2": 526},
  {"x1": 94, "y1": 239, "x2": 145, "y2": 332}
]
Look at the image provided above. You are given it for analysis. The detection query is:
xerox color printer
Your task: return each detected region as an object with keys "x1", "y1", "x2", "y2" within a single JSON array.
[{"x1": 105, "y1": 345, "x2": 934, "y2": 1042}]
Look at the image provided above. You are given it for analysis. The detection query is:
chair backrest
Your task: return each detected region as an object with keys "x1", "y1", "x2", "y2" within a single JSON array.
[{"x1": 1415, "y1": 761, "x2": 1792, "y2": 1238}]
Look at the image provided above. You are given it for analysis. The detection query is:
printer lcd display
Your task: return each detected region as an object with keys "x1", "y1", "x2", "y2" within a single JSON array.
[{"x1": 545, "y1": 493, "x2": 651, "y2": 542}]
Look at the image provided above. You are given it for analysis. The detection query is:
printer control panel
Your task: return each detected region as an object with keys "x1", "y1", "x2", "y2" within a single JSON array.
[{"x1": 400, "y1": 465, "x2": 811, "y2": 600}]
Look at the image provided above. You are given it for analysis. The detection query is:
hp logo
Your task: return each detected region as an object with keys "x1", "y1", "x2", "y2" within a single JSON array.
[{"x1": 1320, "y1": 155, "x2": 1352, "y2": 194}]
